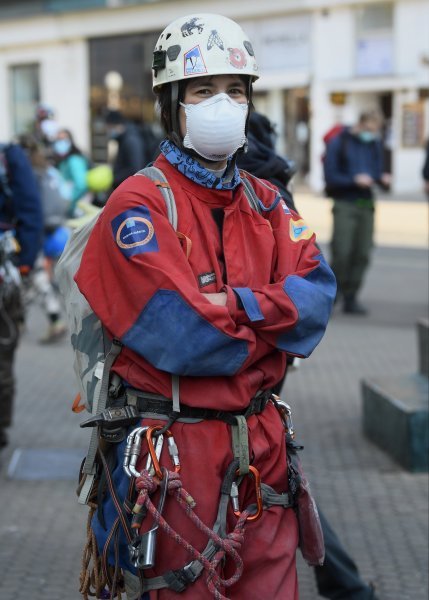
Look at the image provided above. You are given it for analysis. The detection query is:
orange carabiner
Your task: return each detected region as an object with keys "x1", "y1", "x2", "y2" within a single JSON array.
[
  {"x1": 146, "y1": 425, "x2": 181, "y2": 480},
  {"x1": 233, "y1": 465, "x2": 263, "y2": 522}
]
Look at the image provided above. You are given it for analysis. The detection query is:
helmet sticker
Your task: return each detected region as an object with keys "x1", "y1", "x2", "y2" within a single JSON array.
[
  {"x1": 167, "y1": 45, "x2": 181, "y2": 61},
  {"x1": 181, "y1": 18, "x2": 204, "y2": 37},
  {"x1": 207, "y1": 30, "x2": 224, "y2": 51},
  {"x1": 243, "y1": 41, "x2": 255, "y2": 57},
  {"x1": 228, "y1": 48, "x2": 247, "y2": 69},
  {"x1": 184, "y1": 45, "x2": 208, "y2": 76}
]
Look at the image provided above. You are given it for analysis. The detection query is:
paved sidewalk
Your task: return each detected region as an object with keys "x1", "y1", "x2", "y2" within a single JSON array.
[
  {"x1": 0, "y1": 241, "x2": 427, "y2": 599},
  {"x1": 293, "y1": 187, "x2": 428, "y2": 249}
]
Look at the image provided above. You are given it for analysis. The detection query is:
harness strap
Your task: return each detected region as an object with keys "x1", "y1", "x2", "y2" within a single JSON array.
[
  {"x1": 79, "y1": 339, "x2": 123, "y2": 505},
  {"x1": 125, "y1": 389, "x2": 271, "y2": 426}
]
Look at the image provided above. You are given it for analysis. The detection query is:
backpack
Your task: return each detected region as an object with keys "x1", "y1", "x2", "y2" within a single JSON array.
[
  {"x1": 56, "y1": 165, "x2": 263, "y2": 504},
  {"x1": 37, "y1": 166, "x2": 70, "y2": 232},
  {"x1": 321, "y1": 125, "x2": 348, "y2": 197}
]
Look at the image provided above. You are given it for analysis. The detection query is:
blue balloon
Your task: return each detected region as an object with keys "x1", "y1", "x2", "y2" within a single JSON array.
[{"x1": 44, "y1": 226, "x2": 70, "y2": 258}]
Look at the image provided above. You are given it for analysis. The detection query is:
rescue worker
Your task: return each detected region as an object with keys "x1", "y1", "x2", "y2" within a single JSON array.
[{"x1": 75, "y1": 14, "x2": 336, "y2": 599}]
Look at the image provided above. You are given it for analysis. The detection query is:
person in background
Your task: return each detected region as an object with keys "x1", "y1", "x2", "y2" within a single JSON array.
[
  {"x1": 104, "y1": 109, "x2": 146, "y2": 189},
  {"x1": 53, "y1": 128, "x2": 88, "y2": 217},
  {"x1": 238, "y1": 111, "x2": 379, "y2": 600},
  {"x1": 237, "y1": 110, "x2": 297, "y2": 210},
  {"x1": 0, "y1": 140, "x2": 43, "y2": 448},
  {"x1": 34, "y1": 102, "x2": 60, "y2": 152},
  {"x1": 323, "y1": 111, "x2": 391, "y2": 315},
  {"x1": 422, "y1": 139, "x2": 429, "y2": 199},
  {"x1": 18, "y1": 134, "x2": 70, "y2": 343}
]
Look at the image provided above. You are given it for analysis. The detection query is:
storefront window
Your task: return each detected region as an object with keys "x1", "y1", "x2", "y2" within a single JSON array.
[
  {"x1": 89, "y1": 31, "x2": 160, "y2": 162},
  {"x1": 355, "y1": 3, "x2": 394, "y2": 76},
  {"x1": 9, "y1": 63, "x2": 40, "y2": 135}
]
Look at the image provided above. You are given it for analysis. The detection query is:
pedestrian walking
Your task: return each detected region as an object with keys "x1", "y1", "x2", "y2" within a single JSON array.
[
  {"x1": 70, "y1": 13, "x2": 336, "y2": 599},
  {"x1": 323, "y1": 111, "x2": 391, "y2": 315},
  {"x1": 238, "y1": 111, "x2": 378, "y2": 600},
  {"x1": 18, "y1": 133, "x2": 70, "y2": 343},
  {"x1": 53, "y1": 128, "x2": 89, "y2": 217},
  {"x1": 0, "y1": 140, "x2": 43, "y2": 448},
  {"x1": 104, "y1": 109, "x2": 147, "y2": 189}
]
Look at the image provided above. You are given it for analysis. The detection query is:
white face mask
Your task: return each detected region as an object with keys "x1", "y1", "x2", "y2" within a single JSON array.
[{"x1": 181, "y1": 93, "x2": 248, "y2": 162}]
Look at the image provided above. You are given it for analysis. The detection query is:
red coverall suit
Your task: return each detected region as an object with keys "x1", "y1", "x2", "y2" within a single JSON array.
[{"x1": 75, "y1": 153, "x2": 336, "y2": 599}]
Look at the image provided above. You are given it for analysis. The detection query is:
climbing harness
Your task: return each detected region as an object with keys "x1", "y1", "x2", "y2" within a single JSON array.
[{"x1": 78, "y1": 392, "x2": 300, "y2": 600}]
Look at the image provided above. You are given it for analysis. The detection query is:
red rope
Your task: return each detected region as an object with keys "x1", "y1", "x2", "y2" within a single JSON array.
[{"x1": 134, "y1": 470, "x2": 249, "y2": 599}]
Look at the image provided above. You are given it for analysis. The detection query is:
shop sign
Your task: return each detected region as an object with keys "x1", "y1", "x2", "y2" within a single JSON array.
[{"x1": 245, "y1": 15, "x2": 311, "y2": 72}]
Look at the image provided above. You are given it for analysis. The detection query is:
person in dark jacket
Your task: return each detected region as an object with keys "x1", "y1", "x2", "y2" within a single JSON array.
[
  {"x1": 238, "y1": 111, "x2": 379, "y2": 600},
  {"x1": 0, "y1": 141, "x2": 43, "y2": 448},
  {"x1": 422, "y1": 139, "x2": 429, "y2": 199},
  {"x1": 324, "y1": 111, "x2": 391, "y2": 315},
  {"x1": 105, "y1": 110, "x2": 146, "y2": 189},
  {"x1": 237, "y1": 111, "x2": 297, "y2": 210}
]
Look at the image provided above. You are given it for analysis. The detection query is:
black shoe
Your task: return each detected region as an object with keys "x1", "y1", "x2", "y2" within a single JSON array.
[
  {"x1": 343, "y1": 296, "x2": 369, "y2": 315},
  {"x1": 0, "y1": 429, "x2": 8, "y2": 449}
]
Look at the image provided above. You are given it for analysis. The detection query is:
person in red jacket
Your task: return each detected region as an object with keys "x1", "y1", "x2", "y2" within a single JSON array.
[{"x1": 75, "y1": 13, "x2": 336, "y2": 600}]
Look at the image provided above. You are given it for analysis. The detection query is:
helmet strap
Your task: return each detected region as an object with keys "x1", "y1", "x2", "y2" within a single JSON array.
[{"x1": 170, "y1": 81, "x2": 182, "y2": 147}]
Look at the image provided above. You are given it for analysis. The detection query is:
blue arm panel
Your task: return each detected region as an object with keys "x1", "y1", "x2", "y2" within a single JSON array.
[
  {"x1": 233, "y1": 287, "x2": 265, "y2": 322},
  {"x1": 122, "y1": 289, "x2": 249, "y2": 376},
  {"x1": 277, "y1": 254, "x2": 336, "y2": 357}
]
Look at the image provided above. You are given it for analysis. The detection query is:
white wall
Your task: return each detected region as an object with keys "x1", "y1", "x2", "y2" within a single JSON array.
[
  {"x1": 0, "y1": 39, "x2": 89, "y2": 152},
  {"x1": 395, "y1": 0, "x2": 429, "y2": 81}
]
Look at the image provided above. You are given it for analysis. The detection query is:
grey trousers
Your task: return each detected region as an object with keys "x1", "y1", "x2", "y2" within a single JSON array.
[{"x1": 330, "y1": 199, "x2": 375, "y2": 298}]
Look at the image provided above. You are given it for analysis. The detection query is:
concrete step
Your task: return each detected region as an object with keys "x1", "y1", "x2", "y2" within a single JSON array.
[{"x1": 361, "y1": 373, "x2": 429, "y2": 472}]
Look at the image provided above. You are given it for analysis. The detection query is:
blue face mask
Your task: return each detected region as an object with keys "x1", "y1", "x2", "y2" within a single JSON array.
[
  {"x1": 358, "y1": 131, "x2": 378, "y2": 143},
  {"x1": 54, "y1": 139, "x2": 72, "y2": 156}
]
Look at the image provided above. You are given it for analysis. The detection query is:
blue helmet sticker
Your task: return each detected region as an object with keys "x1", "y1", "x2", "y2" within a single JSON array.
[
  {"x1": 111, "y1": 206, "x2": 159, "y2": 258},
  {"x1": 184, "y1": 45, "x2": 207, "y2": 76}
]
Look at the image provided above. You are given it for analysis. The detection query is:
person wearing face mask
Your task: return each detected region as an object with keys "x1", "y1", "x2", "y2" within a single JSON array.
[
  {"x1": 323, "y1": 111, "x2": 391, "y2": 315},
  {"x1": 53, "y1": 129, "x2": 89, "y2": 217},
  {"x1": 73, "y1": 13, "x2": 336, "y2": 600}
]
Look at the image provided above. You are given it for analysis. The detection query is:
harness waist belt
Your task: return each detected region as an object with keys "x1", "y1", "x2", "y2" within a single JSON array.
[{"x1": 126, "y1": 389, "x2": 272, "y2": 425}]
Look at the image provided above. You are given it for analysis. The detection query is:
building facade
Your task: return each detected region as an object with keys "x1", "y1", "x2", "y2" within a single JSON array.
[{"x1": 0, "y1": 0, "x2": 428, "y2": 193}]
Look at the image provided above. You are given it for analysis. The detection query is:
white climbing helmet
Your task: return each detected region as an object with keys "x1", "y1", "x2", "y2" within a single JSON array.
[{"x1": 152, "y1": 13, "x2": 259, "y2": 90}]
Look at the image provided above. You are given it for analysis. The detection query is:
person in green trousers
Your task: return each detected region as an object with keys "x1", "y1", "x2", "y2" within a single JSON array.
[{"x1": 324, "y1": 112, "x2": 391, "y2": 314}]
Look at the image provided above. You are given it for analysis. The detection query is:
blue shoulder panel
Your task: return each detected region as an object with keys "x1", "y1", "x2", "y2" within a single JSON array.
[
  {"x1": 122, "y1": 289, "x2": 249, "y2": 376},
  {"x1": 277, "y1": 254, "x2": 336, "y2": 357}
]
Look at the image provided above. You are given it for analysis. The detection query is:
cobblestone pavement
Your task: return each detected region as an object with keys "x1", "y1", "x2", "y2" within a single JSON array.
[{"x1": 0, "y1": 230, "x2": 427, "y2": 598}]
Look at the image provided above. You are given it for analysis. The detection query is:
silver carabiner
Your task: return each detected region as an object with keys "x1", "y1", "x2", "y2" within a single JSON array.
[
  {"x1": 272, "y1": 394, "x2": 295, "y2": 437},
  {"x1": 127, "y1": 426, "x2": 149, "y2": 478}
]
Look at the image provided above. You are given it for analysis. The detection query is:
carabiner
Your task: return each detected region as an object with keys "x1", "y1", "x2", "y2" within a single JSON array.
[
  {"x1": 232, "y1": 465, "x2": 263, "y2": 522},
  {"x1": 272, "y1": 394, "x2": 295, "y2": 438},
  {"x1": 129, "y1": 426, "x2": 149, "y2": 478},
  {"x1": 124, "y1": 426, "x2": 148, "y2": 478},
  {"x1": 146, "y1": 425, "x2": 181, "y2": 480},
  {"x1": 145, "y1": 432, "x2": 164, "y2": 476}
]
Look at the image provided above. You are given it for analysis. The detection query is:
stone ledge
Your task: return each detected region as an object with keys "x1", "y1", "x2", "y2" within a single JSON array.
[{"x1": 361, "y1": 374, "x2": 429, "y2": 472}]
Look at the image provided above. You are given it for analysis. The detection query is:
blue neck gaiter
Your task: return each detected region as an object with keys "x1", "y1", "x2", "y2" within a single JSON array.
[{"x1": 160, "y1": 139, "x2": 241, "y2": 190}]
